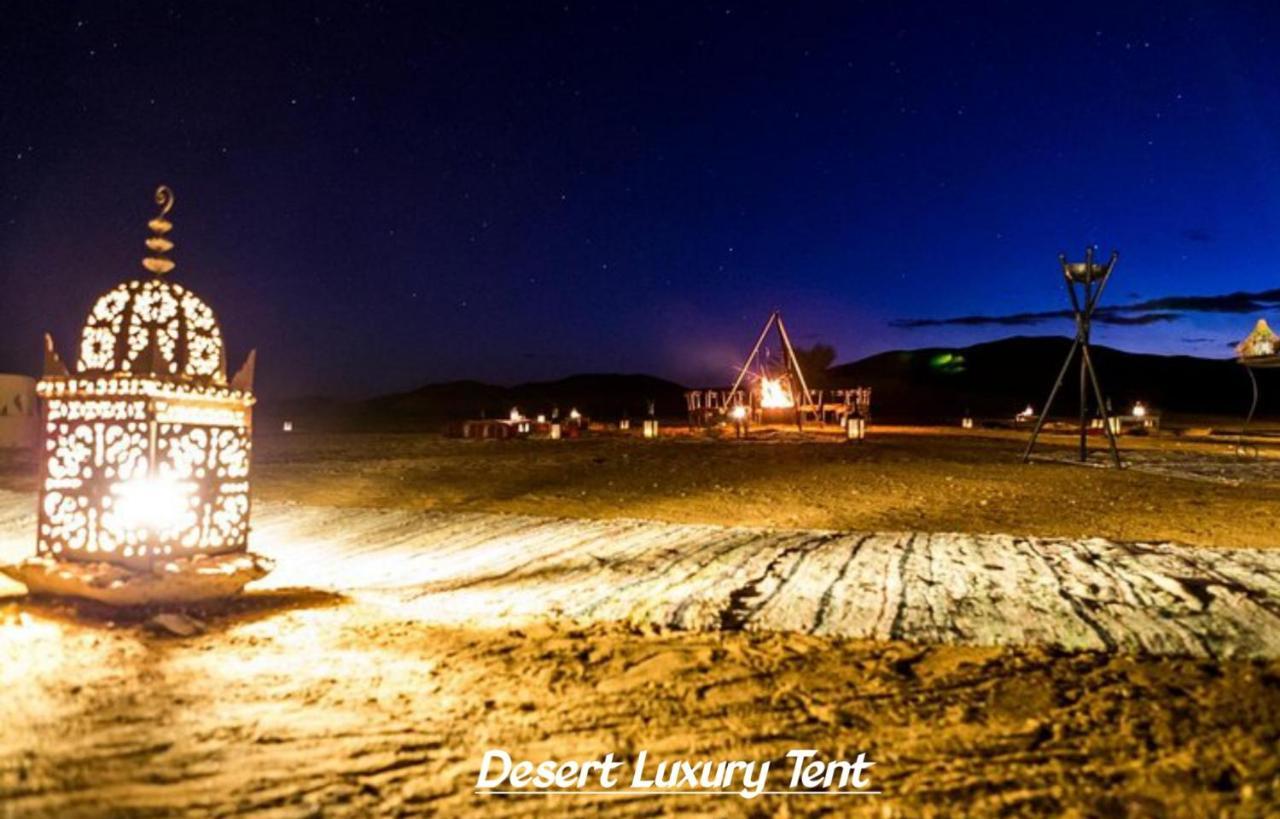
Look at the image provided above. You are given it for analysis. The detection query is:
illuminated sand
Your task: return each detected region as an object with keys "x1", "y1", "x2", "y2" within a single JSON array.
[
  {"x1": 3, "y1": 482, "x2": 1280, "y2": 817},
  {"x1": 4, "y1": 489, "x2": 1278, "y2": 659}
]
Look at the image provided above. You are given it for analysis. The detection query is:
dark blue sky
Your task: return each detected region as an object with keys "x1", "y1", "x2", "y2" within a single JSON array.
[{"x1": 3, "y1": 1, "x2": 1279, "y2": 399}]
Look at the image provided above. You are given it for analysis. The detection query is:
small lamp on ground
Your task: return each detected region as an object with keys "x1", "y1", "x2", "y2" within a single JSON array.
[
  {"x1": 845, "y1": 413, "x2": 866, "y2": 442},
  {"x1": 1132, "y1": 401, "x2": 1156, "y2": 430},
  {"x1": 619, "y1": 416, "x2": 631, "y2": 431},
  {"x1": 1, "y1": 186, "x2": 271, "y2": 605},
  {"x1": 282, "y1": 420, "x2": 293, "y2": 433},
  {"x1": 730, "y1": 404, "x2": 748, "y2": 439},
  {"x1": 509, "y1": 407, "x2": 531, "y2": 435}
]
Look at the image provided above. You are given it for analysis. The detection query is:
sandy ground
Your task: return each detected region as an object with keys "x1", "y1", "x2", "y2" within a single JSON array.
[
  {"x1": 8, "y1": 491, "x2": 1278, "y2": 659},
  {"x1": 2, "y1": 427, "x2": 1279, "y2": 817},
  {"x1": 243, "y1": 427, "x2": 1280, "y2": 549},
  {"x1": 3, "y1": 598, "x2": 1279, "y2": 818},
  {"x1": 6, "y1": 425, "x2": 1277, "y2": 548}
]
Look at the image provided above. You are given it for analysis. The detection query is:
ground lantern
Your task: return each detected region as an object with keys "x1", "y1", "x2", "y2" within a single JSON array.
[{"x1": 3, "y1": 186, "x2": 271, "y2": 604}]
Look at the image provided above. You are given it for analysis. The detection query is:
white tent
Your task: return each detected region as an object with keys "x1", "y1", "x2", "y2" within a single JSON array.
[{"x1": 0, "y1": 374, "x2": 38, "y2": 448}]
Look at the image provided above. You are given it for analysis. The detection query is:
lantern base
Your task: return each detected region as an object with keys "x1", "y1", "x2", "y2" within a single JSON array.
[{"x1": 0, "y1": 551, "x2": 273, "y2": 607}]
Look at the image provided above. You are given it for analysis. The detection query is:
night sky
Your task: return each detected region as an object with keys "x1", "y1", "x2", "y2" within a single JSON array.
[{"x1": 3, "y1": 2, "x2": 1280, "y2": 400}]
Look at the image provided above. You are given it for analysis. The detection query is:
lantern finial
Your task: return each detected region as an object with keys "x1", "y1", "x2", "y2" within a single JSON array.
[{"x1": 142, "y1": 185, "x2": 176, "y2": 276}]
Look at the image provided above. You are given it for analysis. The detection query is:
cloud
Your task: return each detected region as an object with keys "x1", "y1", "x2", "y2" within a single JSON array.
[
  {"x1": 1121, "y1": 288, "x2": 1280, "y2": 315},
  {"x1": 891, "y1": 309, "x2": 1070, "y2": 328},
  {"x1": 893, "y1": 288, "x2": 1280, "y2": 329},
  {"x1": 1094, "y1": 312, "x2": 1182, "y2": 326},
  {"x1": 1181, "y1": 227, "x2": 1214, "y2": 243}
]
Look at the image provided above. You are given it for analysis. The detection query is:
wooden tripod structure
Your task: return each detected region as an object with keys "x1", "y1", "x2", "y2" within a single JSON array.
[
  {"x1": 726, "y1": 310, "x2": 812, "y2": 430},
  {"x1": 1022, "y1": 248, "x2": 1123, "y2": 467}
]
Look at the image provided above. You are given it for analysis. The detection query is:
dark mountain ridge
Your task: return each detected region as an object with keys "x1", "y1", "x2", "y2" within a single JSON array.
[
  {"x1": 826, "y1": 335, "x2": 1270, "y2": 421},
  {"x1": 251, "y1": 336, "x2": 1276, "y2": 429}
]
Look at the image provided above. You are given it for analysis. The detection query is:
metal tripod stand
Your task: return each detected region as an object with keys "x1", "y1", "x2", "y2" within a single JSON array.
[{"x1": 1022, "y1": 248, "x2": 1123, "y2": 468}]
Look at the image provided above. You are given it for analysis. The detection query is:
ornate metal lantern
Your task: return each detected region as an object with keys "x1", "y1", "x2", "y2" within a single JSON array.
[{"x1": 3, "y1": 187, "x2": 270, "y2": 604}]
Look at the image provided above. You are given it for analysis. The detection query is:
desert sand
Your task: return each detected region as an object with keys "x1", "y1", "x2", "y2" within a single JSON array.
[{"x1": 2, "y1": 427, "x2": 1279, "y2": 817}]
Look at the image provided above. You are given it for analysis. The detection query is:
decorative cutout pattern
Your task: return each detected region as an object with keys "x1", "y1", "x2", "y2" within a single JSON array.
[
  {"x1": 36, "y1": 394, "x2": 252, "y2": 565},
  {"x1": 76, "y1": 279, "x2": 225, "y2": 383}
]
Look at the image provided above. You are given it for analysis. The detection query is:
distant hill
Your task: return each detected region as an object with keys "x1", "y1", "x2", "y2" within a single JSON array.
[
  {"x1": 258, "y1": 335, "x2": 1278, "y2": 430},
  {"x1": 256, "y1": 373, "x2": 690, "y2": 431},
  {"x1": 826, "y1": 335, "x2": 1274, "y2": 421},
  {"x1": 368, "y1": 373, "x2": 688, "y2": 422}
]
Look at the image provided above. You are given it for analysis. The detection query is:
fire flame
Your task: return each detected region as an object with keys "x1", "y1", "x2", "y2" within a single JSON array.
[{"x1": 760, "y1": 376, "x2": 794, "y2": 409}]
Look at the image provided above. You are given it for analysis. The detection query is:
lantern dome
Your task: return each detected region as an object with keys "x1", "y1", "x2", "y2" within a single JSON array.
[
  {"x1": 76, "y1": 278, "x2": 226, "y2": 383},
  {"x1": 73, "y1": 185, "x2": 228, "y2": 385}
]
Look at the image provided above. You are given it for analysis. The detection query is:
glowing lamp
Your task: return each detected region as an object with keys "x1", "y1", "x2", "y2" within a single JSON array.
[
  {"x1": 569, "y1": 408, "x2": 581, "y2": 420},
  {"x1": 509, "y1": 407, "x2": 523, "y2": 422},
  {"x1": 845, "y1": 414, "x2": 866, "y2": 441},
  {"x1": 2, "y1": 187, "x2": 270, "y2": 604},
  {"x1": 619, "y1": 418, "x2": 631, "y2": 431},
  {"x1": 730, "y1": 405, "x2": 748, "y2": 421},
  {"x1": 550, "y1": 423, "x2": 562, "y2": 440},
  {"x1": 961, "y1": 416, "x2": 974, "y2": 430},
  {"x1": 643, "y1": 418, "x2": 660, "y2": 439},
  {"x1": 282, "y1": 420, "x2": 294, "y2": 432},
  {"x1": 1016, "y1": 405, "x2": 1034, "y2": 422},
  {"x1": 1132, "y1": 402, "x2": 1146, "y2": 418},
  {"x1": 536, "y1": 414, "x2": 547, "y2": 424}
]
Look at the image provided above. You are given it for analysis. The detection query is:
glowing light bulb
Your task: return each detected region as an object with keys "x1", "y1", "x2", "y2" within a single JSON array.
[{"x1": 111, "y1": 476, "x2": 194, "y2": 534}]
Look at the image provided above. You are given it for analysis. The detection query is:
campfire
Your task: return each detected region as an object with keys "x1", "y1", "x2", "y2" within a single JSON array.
[
  {"x1": 759, "y1": 375, "x2": 794, "y2": 409},
  {"x1": 683, "y1": 310, "x2": 872, "y2": 434}
]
